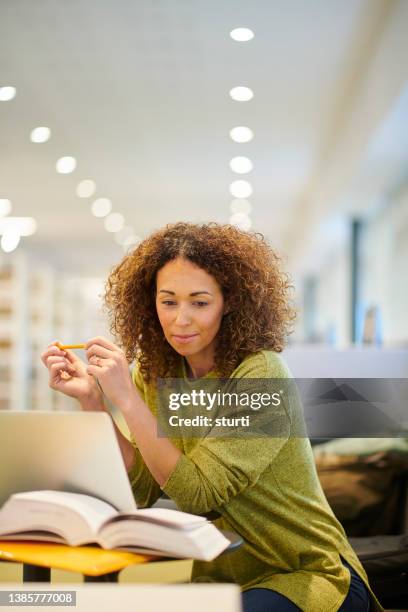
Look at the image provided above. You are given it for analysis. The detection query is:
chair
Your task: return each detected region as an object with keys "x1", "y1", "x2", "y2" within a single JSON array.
[
  {"x1": 348, "y1": 473, "x2": 408, "y2": 609},
  {"x1": 313, "y1": 445, "x2": 408, "y2": 609}
]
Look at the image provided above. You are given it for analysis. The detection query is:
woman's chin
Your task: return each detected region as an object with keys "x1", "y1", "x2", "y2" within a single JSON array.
[{"x1": 170, "y1": 342, "x2": 199, "y2": 356}]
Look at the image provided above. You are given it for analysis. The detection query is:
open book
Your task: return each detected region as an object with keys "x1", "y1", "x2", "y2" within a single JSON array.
[{"x1": 0, "y1": 490, "x2": 230, "y2": 561}]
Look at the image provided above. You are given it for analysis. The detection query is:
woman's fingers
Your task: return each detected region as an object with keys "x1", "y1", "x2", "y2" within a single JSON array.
[
  {"x1": 85, "y1": 336, "x2": 121, "y2": 353},
  {"x1": 45, "y1": 355, "x2": 67, "y2": 367},
  {"x1": 49, "y1": 358, "x2": 76, "y2": 373},
  {"x1": 86, "y1": 364, "x2": 100, "y2": 377},
  {"x1": 88, "y1": 354, "x2": 102, "y2": 367},
  {"x1": 49, "y1": 362, "x2": 72, "y2": 381},
  {"x1": 47, "y1": 356, "x2": 76, "y2": 375},
  {"x1": 63, "y1": 348, "x2": 83, "y2": 365},
  {"x1": 86, "y1": 344, "x2": 113, "y2": 361},
  {"x1": 88, "y1": 355, "x2": 117, "y2": 369},
  {"x1": 41, "y1": 345, "x2": 66, "y2": 366},
  {"x1": 60, "y1": 370, "x2": 72, "y2": 381},
  {"x1": 42, "y1": 346, "x2": 85, "y2": 377},
  {"x1": 49, "y1": 368, "x2": 75, "y2": 387}
]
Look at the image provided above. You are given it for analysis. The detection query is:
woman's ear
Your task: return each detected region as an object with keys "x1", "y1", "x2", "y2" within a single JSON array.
[{"x1": 222, "y1": 295, "x2": 233, "y2": 317}]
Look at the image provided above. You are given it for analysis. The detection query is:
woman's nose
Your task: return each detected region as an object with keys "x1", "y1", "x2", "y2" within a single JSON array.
[{"x1": 174, "y1": 306, "x2": 192, "y2": 325}]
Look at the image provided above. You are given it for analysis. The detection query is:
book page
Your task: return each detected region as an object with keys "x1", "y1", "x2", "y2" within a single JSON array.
[
  {"x1": 106, "y1": 507, "x2": 208, "y2": 530},
  {"x1": 100, "y1": 520, "x2": 230, "y2": 560},
  {"x1": 12, "y1": 491, "x2": 117, "y2": 533}
]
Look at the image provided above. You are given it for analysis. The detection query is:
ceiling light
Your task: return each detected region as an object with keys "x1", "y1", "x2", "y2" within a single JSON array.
[
  {"x1": 30, "y1": 127, "x2": 51, "y2": 143},
  {"x1": 230, "y1": 28, "x2": 254, "y2": 42},
  {"x1": 230, "y1": 156, "x2": 253, "y2": 174},
  {"x1": 0, "y1": 86, "x2": 16, "y2": 101},
  {"x1": 0, "y1": 217, "x2": 37, "y2": 236},
  {"x1": 230, "y1": 199, "x2": 252, "y2": 215},
  {"x1": 230, "y1": 126, "x2": 253, "y2": 143},
  {"x1": 229, "y1": 180, "x2": 253, "y2": 198},
  {"x1": 16, "y1": 217, "x2": 37, "y2": 236},
  {"x1": 19, "y1": 218, "x2": 37, "y2": 236},
  {"x1": 76, "y1": 179, "x2": 96, "y2": 198},
  {"x1": 91, "y1": 198, "x2": 112, "y2": 217},
  {"x1": 229, "y1": 87, "x2": 253, "y2": 102},
  {"x1": 230, "y1": 213, "x2": 252, "y2": 231},
  {"x1": 0, "y1": 199, "x2": 12, "y2": 217},
  {"x1": 1, "y1": 231, "x2": 20, "y2": 253},
  {"x1": 56, "y1": 156, "x2": 77, "y2": 174},
  {"x1": 114, "y1": 226, "x2": 135, "y2": 245},
  {"x1": 104, "y1": 212, "x2": 125, "y2": 233},
  {"x1": 122, "y1": 234, "x2": 141, "y2": 249}
]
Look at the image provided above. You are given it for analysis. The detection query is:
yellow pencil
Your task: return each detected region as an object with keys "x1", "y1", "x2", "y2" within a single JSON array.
[{"x1": 56, "y1": 342, "x2": 86, "y2": 350}]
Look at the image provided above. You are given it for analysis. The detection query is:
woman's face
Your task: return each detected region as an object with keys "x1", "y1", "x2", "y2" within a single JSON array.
[{"x1": 155, "y1": 257, "x2": 225, "y2": 359}]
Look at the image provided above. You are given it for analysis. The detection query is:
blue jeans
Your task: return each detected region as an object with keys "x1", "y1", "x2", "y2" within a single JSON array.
[{"x1": 242, "y1": 556, "x2": 371, "y2": 612}]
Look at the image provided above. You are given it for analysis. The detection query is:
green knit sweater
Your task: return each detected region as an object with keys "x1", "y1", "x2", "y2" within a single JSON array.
[{"x1": 127, "y1": 350, "x2": 384, "y2": 612}]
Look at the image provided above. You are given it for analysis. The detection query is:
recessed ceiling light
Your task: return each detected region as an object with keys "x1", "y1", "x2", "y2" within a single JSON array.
[
  {"x1": 0, "y1": 199, "x2": 12, "y2": 217},
  {"x1": 229, "y1": 87, "x2": 253, "y2": 102},
  {"x1": 230, "y1": 212, "x2": 252, "y2": 231},
  {"x1": 230, "y1": 156, "x2": 253, "y2": 174},
  {"x1": 0, "y1": 217, "x2": 37, "y2": 236},
  {"x1": 229, "y1": 180, "x2": 253, "y2": 199},
  {"x1": 30, "y1": 127, "x2": 51, "y2": 143},
  {"x1": 0, "y1": 86, "x2": 16, "y2": 101},
  {"x1": 56, "y1": 156, "x2": 77, "y2": 174},
  {"x1": 114, "y1": 226, "x2": 135, "y2": 245},
  {"x1": 91, "y1": 198, "x2": 112, "y2": 218},
  {"x1": 230, "y1": 199, "x2": 252, "y2": 215},
  {"x1": 230, "y1": 126, "x2": 253, "y2": 143},
  {"x1": 16, "y1": 217, "x2": 36, "y2": 236},
  {"x1": 104, "y1": 212, "x2": 125, "y2": 233},
  {"x1": 18, "y1": 218, "x2": 37, "y2": 236},
  {"x1": 230, "y1": 28, "x2": 254, "y2": 42},
  {"x1": 76, "y1": 179, "x2": 96, "y2": 198},
  {"x1": 1, "y1": 231, "x2": 20, "y2": 253},
  {"x1": 122, "y1": 234, "x2": 141, "y2": 250}
]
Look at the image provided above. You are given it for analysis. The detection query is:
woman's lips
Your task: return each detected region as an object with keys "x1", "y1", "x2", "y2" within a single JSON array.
[{"x1": 172, "y1": 334, "x2": 198, "y2": 344}]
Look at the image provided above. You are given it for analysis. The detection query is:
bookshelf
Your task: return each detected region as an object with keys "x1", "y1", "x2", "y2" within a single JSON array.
[
  {"x1": 0, "y1": 253, "x2": 29, "y2": 411},
  {"x1": 0, "y1": 251, "x2": 108, "y2": 412}
]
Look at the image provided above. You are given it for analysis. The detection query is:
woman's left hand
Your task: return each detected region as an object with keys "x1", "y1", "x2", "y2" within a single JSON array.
[{"x1": 85, "y1": 336, "x2": 137, "y2": 412}]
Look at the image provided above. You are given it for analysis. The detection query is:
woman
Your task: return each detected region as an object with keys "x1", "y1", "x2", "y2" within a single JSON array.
[{"x1": 42, "y1": 222, "x2": 383, "y2": 612}]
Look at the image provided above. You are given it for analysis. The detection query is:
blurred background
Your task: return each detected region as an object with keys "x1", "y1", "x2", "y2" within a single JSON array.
[{"x1": 0, "y1": 0, "x2": 408, "y2": 411}]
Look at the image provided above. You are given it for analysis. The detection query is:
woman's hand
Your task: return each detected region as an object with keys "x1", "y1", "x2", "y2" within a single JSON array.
[
  {"x1": 41, "y1": 342, "x2": 104, "y2": 409},
  {"x1": 85, "y1": 336, "x2": 137, "y2": 412}
]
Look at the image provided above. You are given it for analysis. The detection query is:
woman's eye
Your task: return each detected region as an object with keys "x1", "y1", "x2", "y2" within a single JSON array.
[
  {"x1": 162, "y1": 300, "x2": 176, "y2": 306},
  {"x1": 194, "y1": 301, "x2": 208, "y2": 307}
]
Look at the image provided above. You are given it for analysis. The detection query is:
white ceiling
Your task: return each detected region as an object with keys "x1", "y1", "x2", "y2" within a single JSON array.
[{"x1": 1, "y1": 0, "x2": 407, "y2": 275}]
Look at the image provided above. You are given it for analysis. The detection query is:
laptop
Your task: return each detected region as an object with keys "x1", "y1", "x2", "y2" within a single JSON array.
[{"x1": 0, "y1": 411, "x2": 137, "y2": 511}]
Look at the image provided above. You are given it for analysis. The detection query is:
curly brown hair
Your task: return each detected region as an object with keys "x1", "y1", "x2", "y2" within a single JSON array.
[{"x1": 104, "y1": 222, "x2": 296, "y2": 383}]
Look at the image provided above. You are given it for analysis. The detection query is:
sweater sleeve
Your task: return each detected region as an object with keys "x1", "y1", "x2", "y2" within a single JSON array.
[
  {"x1": 161, "y1": 435, "x2": 289, "y2": 515},
  {"x1": 126, "y1": 365, "x2": 162, "y2": 508},
  {"x1": 161, "y1": 352, "x2": 292, "y2": 515}
]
